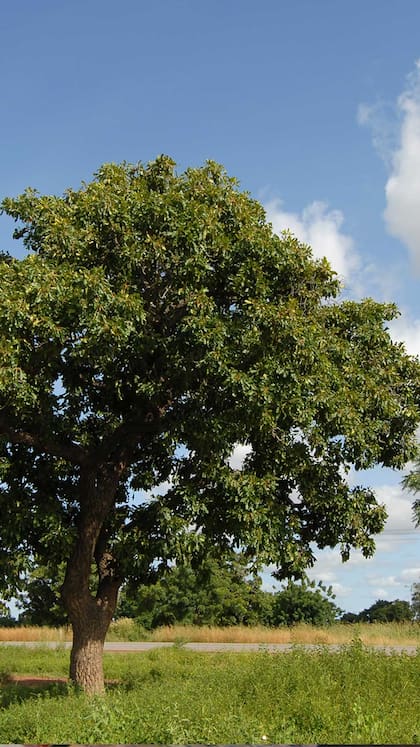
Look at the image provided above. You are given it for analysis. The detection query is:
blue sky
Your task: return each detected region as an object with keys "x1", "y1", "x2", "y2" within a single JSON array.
[{"x1": 1, "y1": 0, "x2": 419, "y2": 614}]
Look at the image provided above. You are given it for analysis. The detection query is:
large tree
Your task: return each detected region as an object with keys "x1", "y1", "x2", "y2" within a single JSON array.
[{"x1": 0, "y1": 157, "x2": 419, "y2": 693}]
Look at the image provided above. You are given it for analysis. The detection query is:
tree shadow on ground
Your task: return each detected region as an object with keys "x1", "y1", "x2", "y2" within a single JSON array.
[
  {"x1": 0, "y1": 674, "x2": 124, "y2": 706},
  {"x1": 0, "y1": 676, "x2": 71, "y2": 707}
]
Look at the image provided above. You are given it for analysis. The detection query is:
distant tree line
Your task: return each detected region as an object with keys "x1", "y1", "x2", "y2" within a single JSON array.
[
  {"x1": 341, "y1": 598, "x2": 415, "y2": 624},
  {"x1": 4, "y1": 555, "x2": 418, "y2": 628},
  {"x1": 117, "y1": 555, "x2": 342, "y2": 628}
]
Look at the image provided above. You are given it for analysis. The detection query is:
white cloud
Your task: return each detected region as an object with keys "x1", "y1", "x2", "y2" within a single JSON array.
[
  {"x1": 400, "y1": 567, "x2": 420, "y2": 581},
  {"x1": 374, "y1": 483, "x2": 418, "y2": 536},
  {"x1": 153, "y1": 480, "x2": 172, "y2": 495},
  {"x1": 330, "y1": 582, "x2": 352, "y2": 597},
  {"x1": 265, "y1": 199, "x2": 360, "y2": 282},
  {"x1": 305, "y1": 484, "x2": 418, "y2": 602},
  {"x1": 367, "y1": 575, "x2": 400, "y2": 589},
  {"x1": 368, "y1": 566, "x2": 419, "y2": 599},
  {"x1": 307, "y1": 548, "x2": 374, "y2": 589},
  {"x1": 381, "y1": 60, "x2": 420, "y2": 269},
  {"x1": 373, "y1": 587, "x2": 395, "y2": 599},
  {"x1": 389, "y1": 314, "x2": 420, "y2": 358},
  {"x1": 373, "y1": 537, "x2": 399, "y2": 554}
]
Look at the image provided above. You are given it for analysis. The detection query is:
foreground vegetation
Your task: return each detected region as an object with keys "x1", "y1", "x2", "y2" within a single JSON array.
[
  {"x1": 0, "y1": 643, "x2": 418, "y2": 743},
  {"x1": 1, "y1": 620, "x2": 420, "y2": 646}
]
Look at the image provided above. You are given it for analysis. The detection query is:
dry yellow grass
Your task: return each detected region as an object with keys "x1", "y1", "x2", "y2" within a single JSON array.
[
  {"x1": 149, "y1": 621, "x2": 420, "y2": 646},
  {"x1": 0, "y1": 620, "x2": 418, "y2": 646},
  {"x1": 0, "y1": 626, "x2": 72, "y2": 642},
  {"x1": 150, "y1": 624, "x2": 292, "y2": 643}
]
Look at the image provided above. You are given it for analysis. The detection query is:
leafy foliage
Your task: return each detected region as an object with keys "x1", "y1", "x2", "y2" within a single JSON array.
[
  {"x1": 345, "y1": 598, "x2": 414, "y2": 623},
  {"x1": 118, "y1": 562, "x2": 341, "y2": 630},
  {"x1": 19, "y1": 554, "x2": 337, "y2": 629},
  {"x1": 0, "y1": 599, "x2": 13, "y2": 625},
  {"x1": 17, "y1": 561, "x2": 68, "y2": 626},
  {"x1": 0, "y1": 157, "x2": 419, "y2": 688},
  {"x1": 270, "y1": 580, "x2": 341, "y2": 626},
  {"x1": 119, "y1": 553, "x2": 271, "y2": 628}
]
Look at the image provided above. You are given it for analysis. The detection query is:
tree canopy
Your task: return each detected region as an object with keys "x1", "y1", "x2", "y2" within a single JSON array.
[
  {"x1": 270, "y1": 580, "x2": 341, "y2": 626},
  {"x1": 351, "y1": 599, "x2": 414, "y2": 623},
  {"x1": 0, "y1": 156, "x2": 419, "y2": 692}
]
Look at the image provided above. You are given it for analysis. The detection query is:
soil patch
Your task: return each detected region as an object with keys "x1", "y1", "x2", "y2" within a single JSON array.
[
  {"x1": 7, "y1": 674, "x2": 68, "y2": 687},
  {"x1": 5, "y1": 674, "x2": 120, "y2": 688}
]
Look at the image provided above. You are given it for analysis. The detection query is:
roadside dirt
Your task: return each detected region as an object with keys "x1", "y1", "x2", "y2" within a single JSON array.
[
  {"x1": 6, "y1": 674, "x2": 68, "y2": 687},
  {"x1": 4, "y1": 674, "x2": 121, "y2": 688}
]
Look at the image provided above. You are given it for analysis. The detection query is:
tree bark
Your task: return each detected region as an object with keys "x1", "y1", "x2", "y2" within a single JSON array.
[
  {"x1": 70, "y1": 619, "x2": 108, "y2": 694},
  {"x1": 61, "y1": 465, "x2": 123, "y2": 694},
  {"x1": 64, "y1": 576, "x2": 120, "y2": 694}
]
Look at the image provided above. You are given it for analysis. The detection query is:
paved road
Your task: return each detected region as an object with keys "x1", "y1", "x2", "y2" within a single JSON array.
[{"x1": 1, "y1": 640, "x2": 418, "y2": 654}]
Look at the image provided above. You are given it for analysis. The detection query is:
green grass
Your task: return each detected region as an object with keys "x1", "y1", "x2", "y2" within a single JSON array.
[{"x1": 0, "y1": 642, "x2": 419, "y2": 743}]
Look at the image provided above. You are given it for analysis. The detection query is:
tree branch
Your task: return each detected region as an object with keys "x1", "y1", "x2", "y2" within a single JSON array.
[
  {"x1": 91, "y1": 401, "x2": 172, "y2": 467},
  {"x1": 0, "y1": 415, "x2": 88, "y2": 465}
]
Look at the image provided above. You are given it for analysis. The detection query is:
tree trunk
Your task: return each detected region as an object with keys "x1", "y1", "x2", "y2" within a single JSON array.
[
  {"x1": 70, "y1": 617, "x2": 108, "y2": 694},
  {"x1": 61, "y1": 465, "x2": 123, "y2": 694},
  {"x1": 64, "y1": 586, "x2": 119, "y2": 694}
]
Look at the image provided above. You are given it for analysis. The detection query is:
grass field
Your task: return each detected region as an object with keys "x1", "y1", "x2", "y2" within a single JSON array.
[
  {"x1": 1, "y1": 619, "x2": 420, "y2": 645},
  {"x1": 0, "y1": 642, "x2": 419, "y2": 743}
]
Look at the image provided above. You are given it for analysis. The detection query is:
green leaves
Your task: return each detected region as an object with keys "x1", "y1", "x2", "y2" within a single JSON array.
[
  {"x1": 271, "y1": 580, "x2": 342, "y2": 626},
  {"x1": 0, "y1": 155, "x2": 419, "y2": 596}
]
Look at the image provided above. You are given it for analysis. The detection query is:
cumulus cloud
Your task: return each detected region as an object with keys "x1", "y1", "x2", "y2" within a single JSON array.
[
  {"x1": 368, "y1": 60, "x2": 420, "y2": 269},
  {"x1": 368, "y1": 566, "x2": 420, "y2": 599},
  {"x1": 374, "y1": 484, "x2": 417, "y2": 536},
  {"x1": 153, "y1": 480, "x2": 172, "y2": 495},
  {"x1": 373, "y1": 587, "x2": 397, "y2": 599},
  {"x1": 329, "y1": 582, "x2": 352, "y2": 597},
  {"x1": 304, "y1": 483, "x2": 418, "y2": 604},
  {"x1": 368, "y1": 575, "x2": 401, "y2": 589},
  {"x1": 306, "y1": 548, "x2": 371, "y2": 592},
  {"x1": 400, "y1": 567, "x2": 420, "y2": 581},
  {"x1": 265, "y1": 199, "x2": 360, "y2": 282},
  {"x1": 389, "y1": 314, "x2": 420, "y2": 357}
]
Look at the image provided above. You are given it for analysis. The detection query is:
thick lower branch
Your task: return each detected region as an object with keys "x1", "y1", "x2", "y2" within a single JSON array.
[{"x1": 0, "y1": 414, "x2": 88, "y2": 465}]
